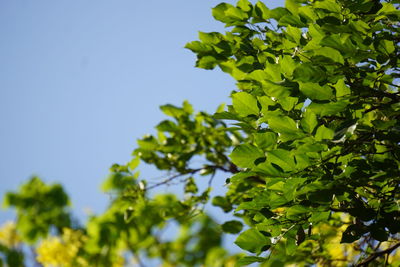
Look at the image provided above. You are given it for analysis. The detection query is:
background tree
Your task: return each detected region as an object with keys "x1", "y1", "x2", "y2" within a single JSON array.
[{"x1": 1, "y1": 0, "x2": 400, "y2": 266}]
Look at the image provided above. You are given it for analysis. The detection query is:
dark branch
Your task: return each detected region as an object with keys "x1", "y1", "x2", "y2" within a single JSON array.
[
  {"x1": 145, "y1": 164, "x2": 235, "y2": 190},
  {"x1": 146, "y1": 168, "x2": 202, "y2": 190},
  {"x1": 356, "y1": 241, "x2": 400, "y2": 266}
]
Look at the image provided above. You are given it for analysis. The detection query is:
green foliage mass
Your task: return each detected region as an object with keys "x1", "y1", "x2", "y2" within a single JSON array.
[{"x1": 2, "y1": 0, "x2": 400, "y2": 266}]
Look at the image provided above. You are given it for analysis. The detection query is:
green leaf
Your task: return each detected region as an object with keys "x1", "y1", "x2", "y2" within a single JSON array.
[
  {"x1": 198, "y1": 31, "x2": 223, "y2": 44},
  {"x1": 221, "y1": 220, "x2": 243, "y2": 234},
  {"x1": 254, "y1": 161, "x2": 287, "y2": 177},
  {"x1": 215, "y1": 103, "x2": 225, "y2": 113},
  {"x1": 293, "y1": 63, "x2": 326, "y2": 83},
  {"x1": 213, "y1": 111, "x2": 241, "y2": 121},
  {"x1": 230, "y1": 144, "x2": 264, "y2": 168},
  {"x1": 268, "y1": 115, "x2": 305, "y2": 142},
  {"x1": 212, "y1": 3, "x2": 249, "y2": 25},
  {"x1": 334, "y1": 79, "x2": 351, "y2": 98},
  {"x1": 308, "y1": 101, "x2": 348, "y2": 116},
  {"x1": 279, "y1": 96, "x2": 298, "y2": 111},
  {"x1": 294, "y1": 154, "x2": 311, "y2": 170},
  {"x1": 232, "y1": 92, "x2": 260, "y2": 116},
  {"x1": 269, "y1": 7, "x2": 291, "y2": 21},
  {"x1": 264, "y1": 63, "x2": 282, "y2": 82},
  {"x1": 313, "y1": 47, "x2": 344, "y2": 64},
  {"x1": 247, "y1": 69, "x2": 268, "y2": 82},
  {"x1": 137, "y1": 135, "x2": 158, "y2": 150},
  {"x1": 378, "y1": 39, "x2": 395, "y2": 55},
  {"x1": 286, "y1": 205, "x2": 309, "y2": 220},
  {"x1": 157, "y1": 120, "x2": 178, "y2": 132},
  {"x1": 254, "y1": 132, "x2": 277, "y2": 150},
  {"x1": 236, "y1": 194, "x2": 269, "y2": 211},
  {"x1": 315, "y1": 125, "x2": 334, "y2": 141},
  {"x1": 299, "y1": 82, "x2": 333, "y2": 100},
  {"x1": 280, "y1": 56, "x2": 298, "y2": 77},
  {"x1": 197, "y1": 55, "x2": 219, "y2": 69},
  {"x1": 314, "y1": 0, "x2": 341, "y2": 13},
  {"x1": 236, "y1": 256, "x2": 266, "y2": 266},
  {"x1": 308, "y1": 24, "x2": 324, "y2": 41},
  {"x1": 279, "y1": 14, "x2": 306, "y2": 27},
  {"x1": 212, "y1": 3, "x2": 234, "y2": 23},
  {"x1": 182, "y1": 100, "x2": 193, "y2": 114},
  {"x1": 184, "y1": 177, "x2": 198, "y2": 194},
  {"x1": 267, "y1": 149, "x2": 296, "y2": 172},
  {"x1": 212, "y1": 196, "x2": 232, "y2": 212},
  {"x1": 237, "y1": 0, "x2": 252, "y2": 12},
  {"x1": 160, "y1": 104, "x2": 185, "y2": 118},
  {"x1": 258, "y1": 96, "x2": 276, "y2": 113},
  {"x1": 268, "y1": 116, "x2": 298, "y2": 134},
  {"x1": 310, "y1": 211, "x2": 330, "y2": 223},
  {"x1": 128, "y1": 157, "x2": 140, "y2": 171},
  {"x1": 184, "y1": 41, "x2": 212, "y2": 54},
  {"x1": 285, "y1": 25, "x2": 302, "y2": 44},
  {"x1": 229, "y1": 171, "x2": 258, "y2": 184},
  {"x1": 320, "y1": 35, "x2": 356, "y2": 54},
  {"x1": 283, "y1": 178, "x2": 307, "y2": 201},
  {"x1": 254, "y1": 2, "x2": 270, "y2": 20},
  {"x1": 301, "y1": 111, "x2": 318, "y2": 133},
  {"x1": 269, "y1": 192, "x2": 290, "y2": 208},
  {"x1": 285, "y1": 0, "x2": 301, "y2": 15},
  {"x1": 234, "y1": 229, "x2": 270, "y2": 253},
  {"x1": 263, "y1": 81, "x2": 293, "y2": 99},
  {"x1": 225, "y1": 6, "x2": 248, "y2": 21}
]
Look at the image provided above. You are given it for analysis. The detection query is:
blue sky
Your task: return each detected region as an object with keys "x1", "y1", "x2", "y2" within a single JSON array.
[{"x1": 0, "y1": 0, "x2": 284, "y2": 230}]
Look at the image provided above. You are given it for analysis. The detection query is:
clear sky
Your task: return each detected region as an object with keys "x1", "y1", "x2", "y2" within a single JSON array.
[{"x1": 0, "y1": 0, "x2": 285, "y2": 232}]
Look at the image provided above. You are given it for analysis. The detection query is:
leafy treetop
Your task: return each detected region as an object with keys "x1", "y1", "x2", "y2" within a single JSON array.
[{"x1": 2, "y1": 0, "x2": 400, "y2": 266}]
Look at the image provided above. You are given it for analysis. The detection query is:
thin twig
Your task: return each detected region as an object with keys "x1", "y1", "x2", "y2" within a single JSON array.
[
  {"x1": 146, "y1": 168, "x2": 202, "y2": 190},
  {"x1": 145, "y1": 165, "x2": 234, "y2": 191}
]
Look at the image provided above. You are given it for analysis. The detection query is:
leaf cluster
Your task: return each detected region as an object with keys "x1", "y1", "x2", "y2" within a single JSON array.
[{"x1": 2, "y1": 0, "x2": 400, "y2": 266}]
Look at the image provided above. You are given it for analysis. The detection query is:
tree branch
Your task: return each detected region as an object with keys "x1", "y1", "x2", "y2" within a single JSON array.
[
  {"x1": 146, "y1": 164, "x2": 235, "y2": 190},
  {"x1": 356, "y1": 241, "x2": 400, "y2": 266},
  {"x1": 146, "y1": 168, "x2": 202, "y2": 190}
]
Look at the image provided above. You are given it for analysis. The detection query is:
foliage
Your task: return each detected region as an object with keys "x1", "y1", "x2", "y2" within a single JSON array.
[
  {"x1": 3, "y1": 177, "x2": 71, "y2": 244},
  {"x1": 1, "y1": 0, "x2": 400, "y2": 266}
]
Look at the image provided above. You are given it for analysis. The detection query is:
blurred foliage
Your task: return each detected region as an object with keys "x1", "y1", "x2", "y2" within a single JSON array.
[
  {"x1": 2, "y1": 0, "x2": 400, "y2": 266},
  {"x1": 3, "y1": 177, "x2": 71, "y2": 243}
]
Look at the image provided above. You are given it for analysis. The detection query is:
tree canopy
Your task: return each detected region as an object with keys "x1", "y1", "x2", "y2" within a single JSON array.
[{"x1": 1, "y1": 0, "x2": 400, "y2": 266}]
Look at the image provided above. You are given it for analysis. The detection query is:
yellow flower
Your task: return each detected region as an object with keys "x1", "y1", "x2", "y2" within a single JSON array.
[
  {"x1": 0, "y1": 221, "x2": 20, "y2": 248},
  {"x1": 36, "y1": 237, "x2": 71, "y2": 266},
  {"x1": 112, "y1": 256, "x2": 125, "y2": 267},
  {"x1": 36, "y1": 228, "x2": 87, "y2": 267}
]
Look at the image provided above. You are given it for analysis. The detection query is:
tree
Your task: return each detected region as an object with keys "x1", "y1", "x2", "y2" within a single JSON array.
[{"x1": 1, "y1": 0, "x2": 400, "y2": 266}]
